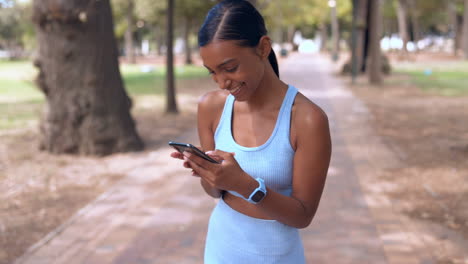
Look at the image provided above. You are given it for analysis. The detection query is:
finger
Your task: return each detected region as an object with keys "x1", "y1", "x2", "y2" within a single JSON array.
[
  {"x1": 170, "y1": 152, "x2": 184, "y2": 160},
  {"x1": 185, "y1": 157, "x2": 210, "y2": 179},
  {"x1": 183, "y1": 151, "x2": 214, "y2": 170},
  {"x1": 205, "y1": 151, "x2": 224, "y2": 163},
  {"x1": 191, "y1": 169, "x2": 200, "y2": 177},
  {"x1": 183, "y1": 161, "x2": 192, "y2": 169}
]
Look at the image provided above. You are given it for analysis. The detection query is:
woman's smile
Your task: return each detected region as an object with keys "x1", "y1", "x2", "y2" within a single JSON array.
[{"x1": 229, "y1": 82, "x2": 245, "y2": 96}]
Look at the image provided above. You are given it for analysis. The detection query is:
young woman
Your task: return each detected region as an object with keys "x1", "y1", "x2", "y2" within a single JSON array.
[{"x1": 170, "y1": 0, "x2": 331, "y2": 262}]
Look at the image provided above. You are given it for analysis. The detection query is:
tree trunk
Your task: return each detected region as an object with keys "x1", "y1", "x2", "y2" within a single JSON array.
[
  {"x1": 408, "y1": 0, "x2": 420, "y2": 52},
  {"x1": 166, "y1": 0, "x2": 178, "y2": 113},
  {"x1": 396, "y1": 0, "x2": 409, "y2": 55},
  {"x1": 155, "y1": 24, "x2": 165, "y2": 56},
  {"x1": 330, "y1": 3, "x2": 340, "y2": 61},
  {"x1": 124, "y1": 0, "x2": 136, "y2": 64},
  {"x1": 32, "y1": 0, "x2": 144, "y2": 155},
  {"x1": 319, "y1": 23, "x2": 328, "y2": 52},
  {"x1": 368, "y1": 0, "x2": 382, "y2": 84},
  {"x1": 462, "y1": 0, "x2": 468, "y2": 59},
  {"x1": 184, "y1": 17, "x2": 193, "y2": 65},
  {"x1": 356, "y1": 0, "x2": 368, "y2": 72},
  {"x1": 449, "y1": 0, "x2": 460, "y2": 56}
]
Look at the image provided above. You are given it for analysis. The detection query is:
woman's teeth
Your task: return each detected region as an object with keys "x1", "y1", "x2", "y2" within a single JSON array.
[{"x1": 230, "y1": 83, "x2": 243, "y2": 94}]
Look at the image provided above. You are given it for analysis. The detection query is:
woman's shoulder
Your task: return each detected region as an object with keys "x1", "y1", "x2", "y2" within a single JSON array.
[
  {"x1": 198, "y1": 90, "x2": 230, "y2": 112},
  {"x1": 292, "y1": 92, "x2": 329, "y2": 133}
]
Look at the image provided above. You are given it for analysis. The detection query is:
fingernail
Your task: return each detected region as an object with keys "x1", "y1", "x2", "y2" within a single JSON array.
[{"x1": 205, "y1": 151, "x2": 214, "y2": 155}]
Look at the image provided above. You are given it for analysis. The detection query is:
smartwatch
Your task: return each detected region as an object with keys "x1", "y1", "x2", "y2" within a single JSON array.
[{"x1": 247, "y1": 178, "x2": 267, "y2": 204}]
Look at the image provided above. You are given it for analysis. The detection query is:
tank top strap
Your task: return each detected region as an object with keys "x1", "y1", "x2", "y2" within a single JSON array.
[
  {"x1": 214, "y1": 94, "x2": 235, "y2": 140},
  {"x1": 275, "y1": 85, "x2": 298, "y2": 138}
]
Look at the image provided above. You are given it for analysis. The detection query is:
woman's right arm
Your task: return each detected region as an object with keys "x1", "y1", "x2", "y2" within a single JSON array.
[{"x1": 197, "y1": 91, "x2": 227, "y2": 198}]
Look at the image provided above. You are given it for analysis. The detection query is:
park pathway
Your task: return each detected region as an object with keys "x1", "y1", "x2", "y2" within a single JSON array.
[{"x1": 15, "y1": 53, "x2": 423, "y2": 264}]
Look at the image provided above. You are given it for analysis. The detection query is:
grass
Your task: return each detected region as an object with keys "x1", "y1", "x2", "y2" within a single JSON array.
[
  {"x1": 393, "y1": 61, "x2": 468, "y2": 96},
  {"x1": 0, "y1": 59, "x2": 208, "y2": 130}
]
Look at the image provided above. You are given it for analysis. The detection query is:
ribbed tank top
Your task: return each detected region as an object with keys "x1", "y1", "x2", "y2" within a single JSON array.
[{"x1": 214, "y1": 85, "x2": 298, "y2": 198}]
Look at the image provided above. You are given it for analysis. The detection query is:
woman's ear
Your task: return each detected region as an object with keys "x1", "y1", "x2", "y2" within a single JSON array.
[{"x1": 256, "y1": 36, "x2": 272, "y2": 60}]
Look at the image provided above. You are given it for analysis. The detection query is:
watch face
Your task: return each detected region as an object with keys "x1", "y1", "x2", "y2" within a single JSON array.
[{"x1": 251, "y1": 190, "x2": 265, "y2": 202}]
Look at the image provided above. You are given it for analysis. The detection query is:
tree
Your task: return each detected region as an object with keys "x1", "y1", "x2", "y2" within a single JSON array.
[
  {"x1": 368, "y1": 0, "x2": 382, "y2": 84},
  {"x1": 124, "y1": 0, "x2": 136, "y2": 63},
  {"x1": 330, "y1": 0, "x2": 340, "y2": 61},
  {"x1": 32, "y1": 0, "x2": 144, "y2": 155},
  {"x1": 175, "y1": 0, "x2": 212, "y2": 65},
  {"x1": 0, "y1": 0, "x2": 33, "y2": 58},
  {"x1": 463, "y1": 0, "x2": 468, "y2": 59},
  {"x1": 395, "y1": 0, "x2": 409, "y2": 55},
  {"x1": 166, "y1": 0, "x2": 178, "y2": 113}
]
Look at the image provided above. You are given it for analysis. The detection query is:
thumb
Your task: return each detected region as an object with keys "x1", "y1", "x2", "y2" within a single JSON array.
[{"x1": 212, "y1": 149, "x2": 236, "y2": 160}]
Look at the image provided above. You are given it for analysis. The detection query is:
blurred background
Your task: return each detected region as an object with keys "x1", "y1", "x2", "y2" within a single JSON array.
[{"x1": 0, "y1": 0, "x2": 467, "y2": 263}]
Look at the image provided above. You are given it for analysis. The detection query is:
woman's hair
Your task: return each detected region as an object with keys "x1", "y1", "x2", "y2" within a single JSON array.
[{"x1": 198, "y1": 0, "x2": 279, "y2": 77}]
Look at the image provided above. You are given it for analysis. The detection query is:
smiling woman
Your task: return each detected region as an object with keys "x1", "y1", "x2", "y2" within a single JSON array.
[{"x1": 169, "y1": 0, "x2": 332, "y2": 263}]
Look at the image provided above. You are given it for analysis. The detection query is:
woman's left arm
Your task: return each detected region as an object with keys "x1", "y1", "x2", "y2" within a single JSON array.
[{"x1": 256, "y1": 102, "x2": 331, "y2": 228}]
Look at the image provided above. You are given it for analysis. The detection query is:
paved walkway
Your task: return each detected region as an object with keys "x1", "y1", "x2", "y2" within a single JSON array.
[{"x1": 15, "y1": 53, "x2": 419, "y2": 264}]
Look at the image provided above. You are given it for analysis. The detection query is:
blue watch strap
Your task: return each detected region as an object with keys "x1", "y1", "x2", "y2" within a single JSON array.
[{"x1": 247, "y1": 178, "x2": 267, "y2": 204}]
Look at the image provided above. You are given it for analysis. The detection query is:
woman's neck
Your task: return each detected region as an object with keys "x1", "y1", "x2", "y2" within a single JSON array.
[{"x1": 244, "y1": 66, "x2": 288, "y2": 112}]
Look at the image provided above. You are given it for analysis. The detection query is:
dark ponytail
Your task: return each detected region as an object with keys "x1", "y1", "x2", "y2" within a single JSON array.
[
  {"x1": 198, "y1": 0, "x2": 279, "y2": 77},
  {"x1": 268, "y1": 49, "x2": 279, "y2": 77}
]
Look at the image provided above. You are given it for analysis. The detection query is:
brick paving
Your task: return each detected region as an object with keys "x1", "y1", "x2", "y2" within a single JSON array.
[{"x1": 15, "y1": 53, "x2": 421, "y2": 264}]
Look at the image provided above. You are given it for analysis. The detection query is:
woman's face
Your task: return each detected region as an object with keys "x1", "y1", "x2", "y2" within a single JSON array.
[{"x1": 199, "y1": 40, "x2": 267, "y2": 101}]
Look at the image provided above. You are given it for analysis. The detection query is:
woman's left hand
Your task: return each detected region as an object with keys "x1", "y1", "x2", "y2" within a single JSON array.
[{"x1": 183, "y1": 149, "x2": 248, "y2": 192}]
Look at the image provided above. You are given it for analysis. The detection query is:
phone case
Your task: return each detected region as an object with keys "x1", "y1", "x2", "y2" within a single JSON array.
[{"x1": 168, "y1": 141, "x2": 220, "y2": 164}]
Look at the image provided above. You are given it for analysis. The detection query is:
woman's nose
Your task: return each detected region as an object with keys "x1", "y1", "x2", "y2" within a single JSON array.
[{"x1": 214, "y1": 75, "x2": 231, "y2": 90}]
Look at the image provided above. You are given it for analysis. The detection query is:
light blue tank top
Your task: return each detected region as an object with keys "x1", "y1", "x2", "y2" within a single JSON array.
[{"x1": 214, "y1": 85, "x2": 298, "y2": 198}]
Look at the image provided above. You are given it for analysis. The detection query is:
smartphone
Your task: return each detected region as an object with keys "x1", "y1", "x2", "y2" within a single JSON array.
[{"x1": 168, "y1": 141, "x2": 220, "y2": 164}]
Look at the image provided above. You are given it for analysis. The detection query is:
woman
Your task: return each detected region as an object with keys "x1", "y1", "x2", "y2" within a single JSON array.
[{"x1": 170, "y1": 0, "x2": 331, "y2": 262}]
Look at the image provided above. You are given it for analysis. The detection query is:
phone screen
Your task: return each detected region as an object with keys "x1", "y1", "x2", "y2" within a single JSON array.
[{"x1": 168, "y1": 141, "x2": 220, "y2": 164}]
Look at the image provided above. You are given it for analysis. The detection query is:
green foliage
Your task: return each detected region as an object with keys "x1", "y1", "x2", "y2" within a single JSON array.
[
  {"x1": 0, "y1": 0, "x2": 35, "y2": 54},
  {"x1": 258, "y1": 0, "x2": 352, "y2": 40},
  {"x1": 383, "y1": 0, "x2": 463, "y2": 35}
]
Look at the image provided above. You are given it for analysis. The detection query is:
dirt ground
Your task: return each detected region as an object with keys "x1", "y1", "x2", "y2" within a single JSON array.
[{"x1": 345, "y1": 53, "x2": 468, "y2": 263}]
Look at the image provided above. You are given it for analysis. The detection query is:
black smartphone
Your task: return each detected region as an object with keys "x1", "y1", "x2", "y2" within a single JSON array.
[{"x1": 168, "y1": 141, "x2": 220, "y2": 164}]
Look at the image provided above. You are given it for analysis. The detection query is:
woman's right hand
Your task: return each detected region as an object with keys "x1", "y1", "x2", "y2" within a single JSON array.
[{"x1": 170, "y1": 151, "x2": 194, "y2": 171}]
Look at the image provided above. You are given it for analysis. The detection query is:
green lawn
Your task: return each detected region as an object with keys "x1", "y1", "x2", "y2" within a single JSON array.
[
  {"x1": 0, "y1": 60, "x2": 208, "y2": 130},
  {"x1": 393, "y1": 61, "x2": 468, "y2": 96}
]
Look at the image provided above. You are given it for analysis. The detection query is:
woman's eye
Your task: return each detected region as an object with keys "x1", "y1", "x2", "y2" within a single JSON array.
[
  {"x1": 225, "y1": 66, "x2": 238, "y2": 73},
  {"x1": 208, "y1": 70, "x2": 215, "y2": 75}
]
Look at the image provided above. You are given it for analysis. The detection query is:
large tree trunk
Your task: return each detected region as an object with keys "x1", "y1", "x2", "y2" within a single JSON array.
[
  {"x1": 166, "y1": 0, "x2": 178, "y2": 113},
  {"x1": 184, "y1": 16, "x2": 193, "y2": 65},
  {"x1": 463, "y1": 0, "x2": 468, "y2": 59},
  {"x1": 32, "y1": 0, "x2": 144, "y2": 155},
  {"x1": 396, "y1": 0, "x2": 409, "y2": 56},
  {"x1": 368, "y1": 0, "x2": 382, "y2": 84},
  {"x1": 124, "y1": 0, "x2": 136, "y2": 64}
]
